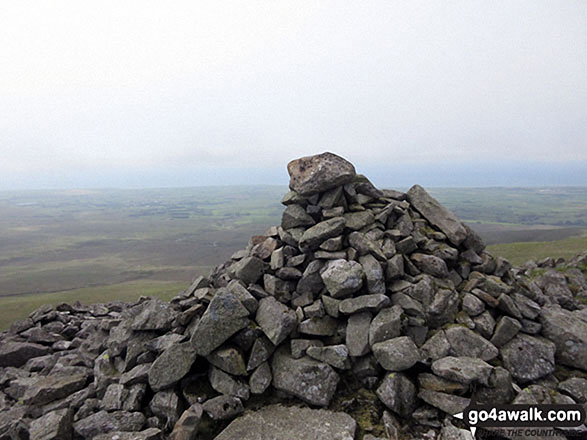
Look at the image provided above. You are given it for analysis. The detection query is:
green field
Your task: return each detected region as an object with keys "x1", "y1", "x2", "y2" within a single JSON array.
[{"x1": 0, "y1": 185, "x2": 585, "y2": 330}]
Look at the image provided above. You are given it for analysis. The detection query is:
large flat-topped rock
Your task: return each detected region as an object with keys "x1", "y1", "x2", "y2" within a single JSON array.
[
  {"x1": 407, "y1": 184, "x2": 468, "y2": 246},
  {"x1": 214, "y1": 404, "x2": 356, "y2": 440},
  {"x1": 287, "y1": 152, "x2": 356, "y2": 196}
]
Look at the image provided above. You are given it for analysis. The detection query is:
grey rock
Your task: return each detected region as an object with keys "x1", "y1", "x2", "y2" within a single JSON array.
[
  {"x1": 407, "y1": 185, "x2": 467, "y2": 245},
  {"x1": 131, "y1": 299, "x2": 177, "y2": 331},
  {"x1": 271, "y1": 347, "x2": 339, "y2": 406},
  {"x1": 207, "y1": 346, "x2": 246, "y2": 376},
  {"x1": 344, "y1": 210, "x2": 375, "y2": 231},
  {"x1": 462, "y1": 293, "x2": 485, "y2": 317},
  {"x1": 228, "y1": 256, "x2": 265, "y2": 284},
  {"x1": 202, "y1": 395, "x2": 244, "y2": 420},
  {"x1": 386, "y1": 254, "x2": 405, "y2": 280},
  {"x1": 249, "y1": 362, "x2": 272, "y2": 394},
  {"x1": 359, "y1": 256, "x2": 385, "y2": 295},
  {"x1": 427, "y1": 289, "x2": 460, "y2": 328},
  {"x1": 558, "y1": 377, "x2": 587, "y2": 403},
  {"x1": 439, "y1": 423, "x2": 474, "y2": 440},
  {"x1": 369, "y1": 306, "x2": 403, "y2": 347},
  {"x1": 348, "y1": 231, "x2": 387, "y2": 261},
  {"x1": 411, "y1": 253, "x2": 449, "y2": 278},
  {"x1": 102, "y1": 383, "x2": 127, "y2": 411},
  {"x1": 346, "y1": 312, "x2": 372, "y2": 357},
  {"x1": 0, "y1": 341, "x2": 51, "y2": 367},
  {"x1": 372, "y1": 336, "x2": 420, "y2": 371},
  {"x1": 376, "y1": 372, "x2": 418, "y2": 418},
  {"x1": 73, "y1": 410, "x2": 146, "y2": 439},
  {"x1": 445, "y1": 326, "x2": 498, "y2": 361},
  {"x1": 537, "y1": 270, "x2": 574, "y2": 307},
  {"x1": 291, "y1": 339, "x2": 324, "y2": 358},
  {"x1": 307, "y1": 344, "x2": 350, "y2": 370},
  {"x1": 150, "y1": 390, "x2": 181, "y2": 428},
  {"x1": 191, "y1": 290, "x2": 250, "y2": 356},
  {"x1": 318, "y1": 186, "x2": 344, "y2": 208},
  {"x1": 322, "y1": 295, "x2": 341, "y2": 318},
  {"x1": 23, "y1": 373, "x2": 88, "y2": 405},
  {"x1": 247, "y1": 336, "x2": 275, "y2": 371},
  {"x1": 124, "y1": 383, "x2": 147, "y2": 411},
  {"x1": 395, "y1": 236, "x2": 417, "y2": 254},
  {"x1": 29, "y1": 408, "x2": 73, "y2": 440},
  {"x1": 93, "y1": 428, "x2": 162, "y2": 440},
  {"x1": 120, "y1": 363, "x2": 151, "y2": 386},
  {"x1": 431, "y1": 356, "x2": 493, "y2": 385},
  {"x1": 473, "y1": 311, "x2": 496, "y2": 339},
  {"x1": 214, "y1": 404, "x2": 357, "y2": 440},
  {"x1": 170, "y1": 404, "x2": 203, "y2": 440},
  {"x1": 418, "y1": 390, "x2": 471, "y2": 415},
  {"x1": 209, "y1": 367, "x2": 250, "y2": 400},
  {"x1": 298, "y1": 316, "x2": 340, "y2": 336},
  {"x1": 251, "y1": 237, "x2": 279, "y2": 260},
  {"x1": 320, "y1": 236, "x2": 343, "y2": 251},
  {"x1": 473, "y1": 366, "x2": 515, "y2": 405},
  {"x1": 263, "y1": 274, "x2": 296, "y2": 303},
  {"x1": 276, "y1": 266, "x2": 303, "y2": 280},
  {"x1": 304, "y1": 299, "x2": 325, "y2": 318},
  {"x1": 540, "y1": 305, "x2": 587, "y2": 371},
  {"x1": 418, "y1": 372, "x2": 469, "y2": 394},
  {"x1": 501, "y1": 334, "x2": 556, "y2": 382},
  {"x1": 282, "y1": 204, "x2": 316, "y2": 229},
  {"x1": 321, "y1": 259, "x2": 364, "y2": 298},
  {"x1": 299, "y1": 217, "x2": 346, "y2": 252},
  {"x1": 287, "y1": 152, "x2": 356, "y2": 196},
  {"x1": 226, "y1": 280, "x2": 258, "y2": 314},
  {"x1": 149, "y1": 342, "x2": 197, "y2": 391},
  {"x1": 256, "y1": 296, "x2": 297, "y2": 346},
  {"x1": 339, "y1": 294, "x2": 390, "y2": 315},
  {"x1": 0, "y1": 407, "x2": 28, "y2": 440},
  {"x1": 490, "y1": 316, "x2": 522, "y2": 347}
]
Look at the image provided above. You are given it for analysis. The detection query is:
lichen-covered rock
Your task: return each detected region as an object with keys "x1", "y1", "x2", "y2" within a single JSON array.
[
  {"x1": 287, "y1": 152, "x2": 356, "y2": 196},
  {"x1": 376, "y1": 372, "x2": 418, "y2": 418},
  {"x1": 149, "y1": 342, "x2": 197, "y2": 391},
  {"x1": 501, "y1": 334, "x2": 556, "y2": 382},
  {"x1": 321, "y1": 259, "x2": 364, "y2": 298},
  {"x1": 255, "y1": 297, "x2": 297, "y2": 346},
  {"x1": 540, "y1": 305, "x2": 587, "y2": 371},
  {"x1": 372, "y1": 336, "x2": 421, "y2": 371},
  {"x1": 431, "y1": 356, "x2": 493, "y2": 385}
]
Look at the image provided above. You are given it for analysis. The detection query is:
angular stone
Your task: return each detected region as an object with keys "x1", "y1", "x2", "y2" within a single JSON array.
[
  {"x1": 359, "y1": 254, "x2": 386, "y2": 295},
  {"x1": 73, "y1": 410, "x2": 146, "y2": 439},
  {"x1": 131, "y1": 299, "x2": 177, "y2": 331},
  {"x1": 372, "y1": 336, "x2": 420, "y2": 371},
  {"x1": 102, "y1": 383, "x2": 127, "y2": 411},
  {"x1": 346, "y1": 312, "x2": 372, "y2": 357},
  {"x1": 228, "y1": 256, "x2": 265, "y2": 284},
  {"x1": 407, "y1": 185, "x2": 468, "y2": 246},
  {"x1": 291, "y1": 339, "x2": 324, "y2": 359},
  {"x1": 120, "y1": 363, "x2": 151, "y2": 386},
  {"x1": 490, "y1": 316, "x2": 522, "y2": 347},
  {"x1": 247, "y1": 336, "x2": 275, "y2": 371},
  {"x1": 23, "y1": 373, "x2": 88, "y2": 405},
  {"x1": 281, "y1": 204, "x2": 316, "y2": 229},
  {"x1": 191, "y1": 290, "x2": 250, "y2": 356},
  {"x1": 348, "y1": 232, "x2": 387, "y2": 261},
  {"x1": 386, "y1": 255, "x2": 405, "y2": 280},
  {"x1": 255, "y1": 297, "x2": 297, "y2": 346},
  {"x1": 321, "y1": 259, "x2": 364, "y2": 298},
  {"x1": 307, "y1": 344, "x2": 350, "y2": 370},
  {"x1": 431, "y1": 356, "x2": 493, "y2": 385},
  {"x1": 411, "y1": 253, "x2": 449, "y2": 278},
  {"x1": 226, "y1": 280, "x2": 258, "y2": 314},
  {"x1": 214, "y1": 404, "x2": 357, "y2": 440},
  {"x1": 271, "y1": 347, "x2": 339, "y2": 407},
  {"x1": 376, "y1": 372, "x2": 418, "y2": 418},
  {"x1": 207, "y1": 346, "x2": 246, "y2": 376},
  {"x1": 93, "y1": 429, "x2": 162, "y2": 440},
  {"x1": 150, "y1": 390, "x2": 181, "y2": 428},
  {"x1": 287, "y1": 152, "x2": 356, "y2": 196},
  {"x1": 540, "y1": 305, "x2": 587, "y2": 371},
  {"x1": 344, "y1": 210, "x2": 375, "y2": 231},
  {"x1": 29, "y1": 408, "x2": 73, "y2": 440},
  {"x1": 501, "y1": 334, "x2": 556, "y2": 382},
  {"x1": 0, "y1": 341, "x2": 51, "y2": 367},
  {"x1": 558, "y1": 377, "x2": 587, "y2": 403},
  {"x1": 202, "y1": 395, "x2": 244, "y2": 420},
  {"x1": 299, "y1": 217, "x2": 346, "y2": 252},
  {"x1": 298, "y1": 316, "x2": 339, "y2": 336},
  {"x1": 250, "y1": 362, "x2": 272, "y2": 395},
  {"x1": 149, "y1": 342, "x2": 197, "y2": 391},
  {"x1": 418, "y1": 390, "x2": 471, "y2": 415},
  {"x1": 339, "y1": 294, "x2": 390, "y2": 315},
  {"x1": 462, "y1": 293, "x2": 485, "y2": 317},
  {"x1": 170, "y1": 404, "x2": 203, "y2": 440},
  {"x1": 445, "y1": 326, "x2": 498, "y2": 361},
  {"x1": 418, "y1": 373, "x2": 469, "y2": 394},
  {"x1": 427, "y1": 289, "x2": 459, "y2": 328},
  {"x1": 369, "y1": 306, "x2": 403, "y2": 347},
  {"x1": 209, "y1": 367, "x2": 250, "y2": 400}
]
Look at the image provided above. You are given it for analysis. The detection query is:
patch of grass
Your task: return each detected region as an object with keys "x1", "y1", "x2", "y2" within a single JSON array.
[
  {"x1": 487, "y1": 234, "x2": 587, "y2": 266},
  {"x1": 0, "y1": 280, "x2": 188, "y2": 331}
]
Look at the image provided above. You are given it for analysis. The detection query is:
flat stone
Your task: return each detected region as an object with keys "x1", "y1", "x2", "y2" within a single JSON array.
[
  {"x1": 445, "y1": 326, "x2": 498, "y2": 361},
  {"x1": 321, "y1": 259, "x2": 364, "y2": 298},
  {"x1": 339, "y1": 294, "x2": 390, "y2": 315},
  {"x1": 207, "y1": 346, "x2": 247, "y2": 376},
  {"x1": 287, "y1": 152, "x2": 356, "y2": 196},
  {"x1": 369, "y1": 306, "x2": 403, "y2": 347},
  {"x1": 149, "y1": 342, "x2": 197, "y2": 391},
  {"x1": 407, "y1": 185, "x2": 468, "y2": 246},
  {"x1": 228, "y1": 256, "x2": 265, "y2": 284},
  {"x1": 344, "y1": 210, "x2": 375, "y2": 231},
  {"x1": 209, "y1": 367, "x2": 250, "y2": 400},
  {"x1": 131, "y1": 299, "x2": 177, "y2": 331},
  {"x1": 256, "y1": 296, "x2": 297, "y2": 346},
  {"x1": 431, "y1": 356, "x2": 493, "y2": 385},
  {"x1": 281, "y1": 204, "x2": 316, "y2": 229},
  {"x1": 411, "y1": 253, "x2": 449, "y2": 278},
  {"x1": 0, "y1": 341, "x2": 51, "y2": 367},
  {"x1": 299, "y1": 218, "x2": 346, "y2": 252},
  {"x1": 271, "y1": 347, "x2": 339, "y2": 407},
  {"x1": 501, "y1": 334, "x2": 556, "y2": 382},
  {"x1": 202, "y1": 395, "x2": 244, "y2": 420},
  {"x1": 23, "y1": 373, "x2": 88, "y2": 405},
  {"x1": 94, "y1": 428, "x2": 162, "y2": 440},
  {"x1": 307, "y1": 344, "x2": 351, "y2": 370},
  {"x1": 376, "y1": 372, "x2": 418, "y2": 418},
  {"x1": 170, "y1": 404, "x2": 203, "y2": 440},
  {"x1": 418, "y1": 390, "x2": 471, "y2": 415},
  {"x1": 247, "y1": 336, "x2": 275, "y2": 371},
  {"x1": 29, "y1": 408, "x2": 73, "y2": 440},
  {"x1": 346, "y1": 312, "x2": 372, "y2": 357},
  {"x1": 490, "y1": 316, "x2": 522, "y2": 347},
  {"x1": 298, "y1": 316, "x2": 340, "y2": 336},
  {"x1": 73, "y1": 410, "x2": 146, "y2": 439},
  {"x1": 191, "y1": 290, "x2": 250, "y2": 356},
  {"x1": 372, "y1": 336, "x2": 420, "y2": 371},
  {"x1": 214, "y1": 404, "x2": 357, "y2": 440}
]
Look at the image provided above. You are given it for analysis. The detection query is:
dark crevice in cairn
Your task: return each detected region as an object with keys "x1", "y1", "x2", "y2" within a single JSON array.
[{"x1": 1, "y1": 152, "x2": 586, "y2": 440}]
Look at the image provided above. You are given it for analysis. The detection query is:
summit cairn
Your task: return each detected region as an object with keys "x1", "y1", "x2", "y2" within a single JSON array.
[{"x1": 1, "y1": 152, "x2": 587, "y2": 439}]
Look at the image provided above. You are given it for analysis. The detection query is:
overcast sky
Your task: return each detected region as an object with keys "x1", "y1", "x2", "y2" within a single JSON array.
[{"x1": 1, "y1": 1, "x2": 586, "y2": 189}]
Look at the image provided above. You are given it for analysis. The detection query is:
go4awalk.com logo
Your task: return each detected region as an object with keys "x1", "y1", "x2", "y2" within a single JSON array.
[{"x1": 454, "y1": 404, "x2": 586, "y2": 438}]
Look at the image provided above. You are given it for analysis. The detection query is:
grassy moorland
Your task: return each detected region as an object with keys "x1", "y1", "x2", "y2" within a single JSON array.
[{"x1": 0, "y1": 185, "x2": 585, "y2": 330}]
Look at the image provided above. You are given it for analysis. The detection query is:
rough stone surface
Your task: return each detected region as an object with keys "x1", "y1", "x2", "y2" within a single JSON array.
[
  {"x1": 540, "y1": 305, "x2": 587, "y2": 371},
  {"x1": 321, "y1": 259, "x2": 364, "y2": 298},
  {"x1": 501, "y1": 334, "x2": 556, "y2": 382},
  {"x1": 372, "y1": 337, "x2": 420, "y2": 371},
  {"x1": 149, "y1": 342, "x2": 197, "y2": 391},
  {"x1": 256, "y1": 297, "x2": 297, "y2": 346},
  {"x1": 214, "y1": 404, "x2": 357, "y2": 440},
  {"x1": 376, "y1": 372, "x2": 418, "y2": 418},
  {"x1": 287, "y1": 152, "x2": 356, "y2": 196},
  {"x1": 431, "y1": 356, "x2": 493, "y2": 385}
]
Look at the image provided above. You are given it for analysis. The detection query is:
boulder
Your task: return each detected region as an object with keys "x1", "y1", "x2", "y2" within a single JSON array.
[
  {"x1": 540, "y1": 305, "x2": 587, "y2": 371},
  {"x1": 287, "y1": 152, "x2": 356, "y2": 196}
]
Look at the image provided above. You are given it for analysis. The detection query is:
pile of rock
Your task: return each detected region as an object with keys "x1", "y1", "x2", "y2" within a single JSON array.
[{"x1": 1, "y1": 152, "x2": 586, "y2": 440}]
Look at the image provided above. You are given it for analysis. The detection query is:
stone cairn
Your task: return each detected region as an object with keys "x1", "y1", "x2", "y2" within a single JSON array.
[{"x1": 1, "y1": 152, "x2": 586, "y2": 440}]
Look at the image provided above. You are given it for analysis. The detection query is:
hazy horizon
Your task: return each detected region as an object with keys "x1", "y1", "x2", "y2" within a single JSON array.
[{"x1": 2, "y1": 2, "x2": 586, "y2": 190}]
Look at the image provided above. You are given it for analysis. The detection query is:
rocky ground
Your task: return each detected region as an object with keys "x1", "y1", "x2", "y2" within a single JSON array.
[{"x1": 1, "y1": 152, "x2": 586, "y2": 440}]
